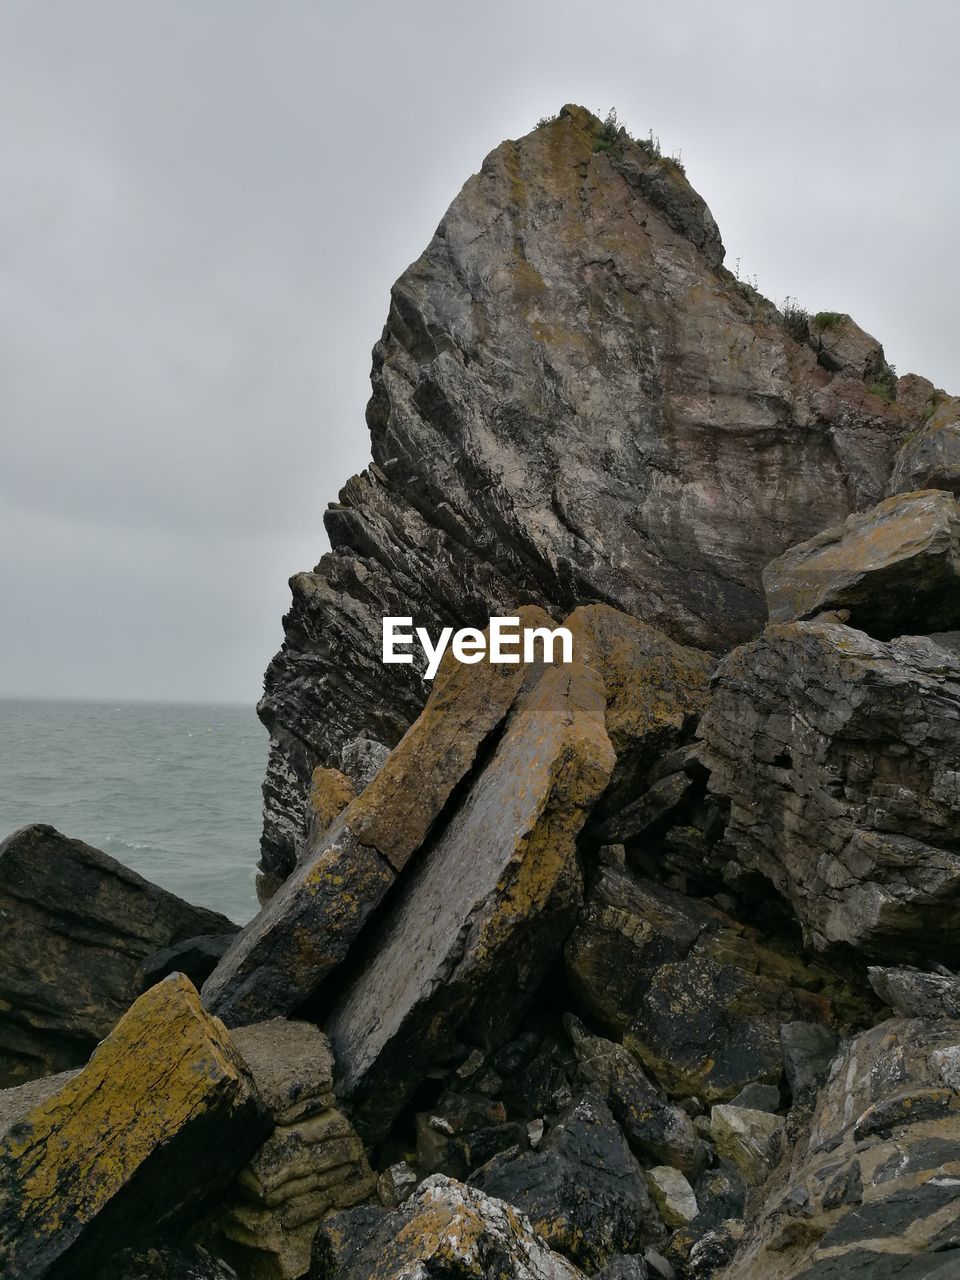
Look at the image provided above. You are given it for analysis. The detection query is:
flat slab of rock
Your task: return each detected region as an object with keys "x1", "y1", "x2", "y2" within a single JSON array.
[
  {"x1": 868, "y1": 966, "x2": 960, "y2": 1019},
  {"x1": 311, "y1": 1174, "x2": 588, "y2": 1279},
  {"x1": 0, "y1": 823, "x2": 237, "y2": 1086},
  {"x1": 763, "y1": 489, "x2": 960, "y2": 637},
  {"x1": 700, "y1": 620, "x2": 960, "y2": 959},
  {"x1": 327, "y1": 660, "x2": 615, "y2": 1144},
  {"x1": 202, "y1": 610, "x2": 552, "y2": 1027},
  {"x1": 0, "y1": 974, "x2": 267, "y2": 1278}
]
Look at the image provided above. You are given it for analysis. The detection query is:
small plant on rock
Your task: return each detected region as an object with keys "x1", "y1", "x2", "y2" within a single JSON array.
[{"x1": 781, "y1": 296, "x2": 810, "y2": 343}]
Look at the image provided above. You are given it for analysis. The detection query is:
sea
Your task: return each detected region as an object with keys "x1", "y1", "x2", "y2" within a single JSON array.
[{"x1": 0, "y1": 698, "x2": 266, "y2": 924}]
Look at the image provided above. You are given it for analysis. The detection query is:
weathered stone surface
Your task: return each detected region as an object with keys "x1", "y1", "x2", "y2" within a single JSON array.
[
  {"x1": 721, "y1": 1018, "x2": 960, "y2": 1279},
  {"x1": 565, "y1": 867, "x2": 831, "y2": 1100},
  {"x1": 258, "y1": 104, "x2": 920, "y2": 883},
  {"x1": 781, "y1": 1022, "x2": 840, "y2": 1099},
  {"x1": 565, "y1": 1015, "x2": 701, "y2": 1174},
  {"x1": 762, "y1": 489, "x2": 960, "y2": 636},
  {"x1": 302, "y1": 768, "x2": 356, "y2": 858},
  {"x1": 338, "y1": 737, "x2": 389, "y2": 791},
  {"x1": 0, "y1": 823, "x2": 238, "y2": 1086},
  {"x1": 700, "y1": 620, "x2": 960, "y2": 958},
  {"x1": 729, "y1": 1083, "x2": 781, "y2": 1113},
  {"x1": 645, "y1": 1166, "x2": 698, "y2": 1227},
  {"x1": 889, "y1": 391, "x2": 960, "y2": 496},
  {"x1": 806, "y1": 311, "x2": 891, "y2": 383},
  {"x1": 477, "y1": 1095, "x2": 658, "y2": 1270},
  {"x1": 310, "y1": 1174, "x2": 587, "y2": 1279},
  {"x1": 0, "y1": 974, "x2": 267, "y2": 1279},
  {"x1": 709, "y1": 1105, "x2": 785, "y2": 1186},
  {"x1": 217, "y1": 1019, "x2": 374, "y2": 1280},
  {"x1": 204, "y1": 609, "x2": 552, "y2": 1027},
  {"x1": 141, "y1": 933, "x2": 235, "y2": 990},
  {"x1": 327, "y1": 660, "x2": 615, "y2": 1143},
  {"x1": 99, "y1": 1244, "x2": 239, "y2": 1280},
  {"x1": 869, "y1": 965, "x2": 960, "y2": 1019}
]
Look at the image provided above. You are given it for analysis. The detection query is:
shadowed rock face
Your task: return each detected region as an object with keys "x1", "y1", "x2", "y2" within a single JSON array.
[{"x1": 257, "y1": 104, "x2": 920, "y2": 883}]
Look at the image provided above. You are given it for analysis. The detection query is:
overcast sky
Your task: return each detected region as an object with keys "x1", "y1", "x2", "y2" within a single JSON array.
[{"x1": 1, "y1": 1, "x2": 957, "y2": 704}]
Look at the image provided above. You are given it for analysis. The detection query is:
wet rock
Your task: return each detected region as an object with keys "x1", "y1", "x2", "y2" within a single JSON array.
[
  {"x1": 0, "y1": 823, "x2": 237, "y2": 1086},
  {"x1": 477, "y1": 1094, "x2": 659, "y2": 1270},
  {"x1": 310, "y1": 1174, "x2": 588, "y2": 1279},
  {"x1": 327, "y1": 660, "x2": 614, "y2": 1144},
  {"x1": 888, "y1": 391, "x2": 960, "y2": 496},
  {"x1": 869, "y1": 965, "x2": 960, "y2": 1018},
  {"x1": 709, "y1": 1105, "x2": 785, "y2": 1185},
  {"x1": 203, "y1": 610, "x2": 554, "y2": 1028},
  {"x1": 645, "y1": 1166, "x2": 698, "y2": 1227},
  {"x1": 217, "y1": 1020, "x2": 374, "y2": 1280},
  {"x1": 763, "y1": 489, "x2": 960, "y2": 636},
  {"x1": 781, "y1": 1022, "x2": 840, "y2": 1099},
  {"x1": 566, "y1": 868, "x2": 830, "y2": 1100},
  {"x1": 720, "y1": 1018, "x2": 960, "y2": 1279},
  {"x1": 258, "y1": 105, "x2": 919, "y2": 884},
  {"x1": 700, "y1": 619, "x2": 960, "y2": 959},
  {"x1": 0, "y1": 974, "x2": 267, "y2": 1278},
  {"x1": 564, "y1": 1015, "x2": 701, "y2": 1174}
]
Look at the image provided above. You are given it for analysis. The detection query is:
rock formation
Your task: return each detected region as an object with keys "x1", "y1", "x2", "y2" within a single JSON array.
[{"x1": 4, "y1": 104, "x2": 960, "y2": 1280}]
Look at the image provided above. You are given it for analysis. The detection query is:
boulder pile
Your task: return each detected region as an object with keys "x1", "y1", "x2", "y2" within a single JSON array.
[{"x1": 3, "y1": 106, "x2": 960, "y2": 1279}]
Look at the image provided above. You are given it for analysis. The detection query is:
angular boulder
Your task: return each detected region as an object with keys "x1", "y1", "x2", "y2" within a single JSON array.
[
  {"x1": 565, "y1": 867, "x2": 831, "y2": 1100},
  {"x1": 700, "y1": 620, "x2": 960, "y2": 958},
  {"x1": 327, "y1": 659, "x2": 615, "y2": 1143},
  {"x1": 888, "y1": 391, "x2": 960, "y2": 496},
  {"x1": 203, "y1": 608, "x2": 553, "y2": 1027},
  {"x1": 762, "y1": 489, "x2": 960, "y2": 636},
  {"x1": 0, "y1": 823, "x2": 238, "y2": 1086},
  {"x1": 720, "y1": 1018, "x2": 960, "y2": 1279},
  {"x1": 868, "y1": 966, "x2": 960, "y2": 1019},
  {"x1": 310, "y1": 1174, "x2": 588, "y2": 1279},
  {"x1": 0, "y1": 974, "x2": 267, "y2": 1279},
  {"x1": 476, "y1": 1095, "x2": 659, "y2": 1270}
]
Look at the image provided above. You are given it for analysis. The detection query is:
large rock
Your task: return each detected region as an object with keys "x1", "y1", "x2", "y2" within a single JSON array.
[
  {"x1": 217, "y1": 1020, "x2": 375, "y2": 1280},
  {"x1": 258, "y1": 103, "x2": 923, "y2": 884},
  {"x1": 327, "y1": 659, "x2": 615, "y2": 1143},
  {"x1": 700, "y1": 620, "x2": 960, "y2": 958},
  {"x1": 477, "y1": 1094, "x2": 659, "y2": 1270},
  {"x1": 720, "y1": 1018, "x2": 960, "y2": 1279},
  {"x1": 888, "y1": 390, "x2": 960, "y2": 496},
  {"x1": 0, "y1": 974, "x2": 267, "y2": 1279},
  {"x1": 0, "y1": 823, "x2": 238, "y2": 1086},
  {"x1": 203, "y1": 610, "x2": 552, "y2": 1027},
  {"x1": 310, "y1": 1174, "x2": 588, "y2": 1279},
  {"x1": 762, "y1": 489, "x2": 960, "y2": 636},
  {"x1": 565, "y1": 867, "x2": 831, "y2": 1101}
]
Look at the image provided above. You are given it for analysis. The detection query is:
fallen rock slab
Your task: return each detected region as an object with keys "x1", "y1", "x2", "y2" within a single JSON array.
[
  {"x1": 327, "y1": 660, "x2": 614, "y2": 1144},
  {"x1": 0, "y1": 973, "x2": 267, "y2": 1279},
  {"x1": 869, "y1": 966, "x2": 960, "y2": 1019},
  {"x1": 762, "y1": 489, "x2": 960, "y2": 637},
  {"x1": 700, "y1": 620, "x2": 960, "y2": 959},
  {"x1": 0, "y1": 823, "x2": 238, "y2": 1086},
  {"x1": 888, "y1": 392, "x2": 960, "y2": 497},
  {"x1": 310, "y1": 1174, "x2": 588, "y2": 1279},
  {"x1": 202, "y1": 608, "x2": 553, "y2": 1028}
]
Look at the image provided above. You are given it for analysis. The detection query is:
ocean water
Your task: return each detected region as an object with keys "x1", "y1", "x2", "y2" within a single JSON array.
[{"x1": 0, "y1": 698, "x2": 266, "y2": 923}]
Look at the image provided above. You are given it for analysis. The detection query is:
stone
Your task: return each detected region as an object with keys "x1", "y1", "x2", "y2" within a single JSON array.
[
  {"x1": 869, "y1": 966, "x2": 960, "y2": 1019},
  {"x1": 729, "y1": 1083, "x2": 781, "y2": 1113},
  {"x1": 338, "y1": 737, "x2": 389, "y2": 790},
  {"x1": 203, "y1": 608, "x2": 553, "y2": 1027},
  {"x1": 99, "y1": 1244, "x2": 239, "y2": 1280},
  {"x1": 645, "y1": 1167, "x2": 698, "y2": 1227},
  {"x1": 596, "y1": 1258, "x2": 649, "y2": 1280},
  {"x1": 699, "y1": 619, "x2": 960, "y2": 959},
  {"x1": 376, "y1": 1161, "x2": 417, "y2": 1208},
  {"x1": 693, "y1": 1161, "x2": 747, "y2": 1228},
  {"x1": 719, "y1": 1018, "x2": 960, "y2": 1279},
  {"x1": 141, "y1": 933, "x2": 236, "y2": 990},
  {"x1": 230, "y1": 1020, "x2": 336, "y2": 1124},
  {"x1": 564, "y1": 1015, "x2": 701, "y2": 1174},
  {"x1": 781, "y1": 1022, "x2": 840, "y2": 1099},
  {"x1": 0, "y1": 974, "x2": 267, "y2": 1278},
  {"x1": 309, "y1": 1174, "x2": 588, "y2": 1279},
  {"x1": 806, "y1": 311, "x2": 891, "y2": 383},
  {"x1": 709, "y1": 1105, "x2": 785, "y2": 1185},
  {"x1": 477, "y1": 1094, "x2": 659, "y2": 1271},
  {"x1": 888, "y1": 391, "x2": 960, "y2": 496},
  {"x1": 0, "y1": 823, "x2": 237, "y2": 1085},
  {"x1": 762, "y1": 489, "x2": 960, "y2": 637},
  {"x1": 302, "y1": 767, "x2": 356, "y2": 855},
  {"x1": 565, "y1": 867, "x2": 831, "y2": 1100},
  {"x1": 258, "y1": 104, "x2": 922, "y2": 885},
  {"x1": 327, "y1": 659, "x2": 615, "y2": 1144}
]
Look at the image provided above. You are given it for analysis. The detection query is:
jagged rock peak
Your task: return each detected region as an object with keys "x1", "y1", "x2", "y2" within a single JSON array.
[{"x1": 258, "y1": 104, "x2": 937, "y2": 883}]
